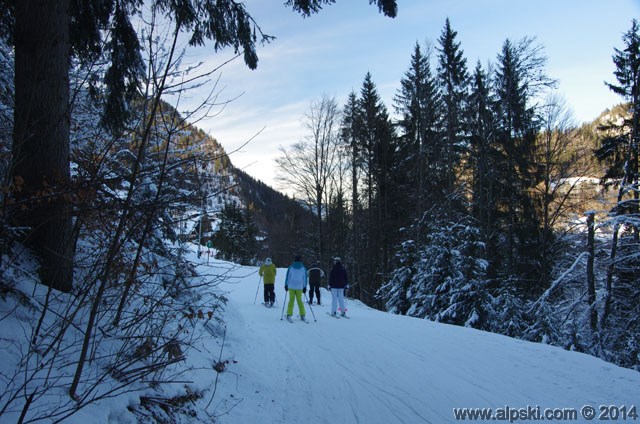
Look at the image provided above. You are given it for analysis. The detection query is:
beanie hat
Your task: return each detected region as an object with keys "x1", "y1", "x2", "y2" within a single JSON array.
[
  {"x1": 334, "y1": 256, "x2": 341, "y2": 263},
  {"x1": 294, "y1": 255, "x2": 302, "y2": 262},
  {"x1": 265, "y1": 258, "x2": 272, "y2": 265}
]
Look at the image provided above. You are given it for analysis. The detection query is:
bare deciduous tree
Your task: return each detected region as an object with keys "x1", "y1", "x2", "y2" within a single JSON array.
[
  {"x1": 276, "y1": 95, "x2": 341, "y2": 262},
  {"x1": 534, "y1": 94, "x2": 594, "y2": 287}
]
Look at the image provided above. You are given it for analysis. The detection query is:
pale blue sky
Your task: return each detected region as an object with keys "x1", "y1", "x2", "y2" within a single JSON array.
[{"x1": 178, "y1": 0, "x2": 640, "y2": 191}]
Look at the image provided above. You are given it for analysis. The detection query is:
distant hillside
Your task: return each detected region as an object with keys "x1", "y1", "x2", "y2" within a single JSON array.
[
  {"x1": 232, "y1": 167, "x2": 314, "y2": 265},
  {"x1": 168, "y1": 105, "x2": 313, "y2": 265},
  {"x1": 572, "y1": 103, "x2": 629, "y2": 177},
  {"x1": 553, "y1": 103, "x2": 630, "y2": 221}
]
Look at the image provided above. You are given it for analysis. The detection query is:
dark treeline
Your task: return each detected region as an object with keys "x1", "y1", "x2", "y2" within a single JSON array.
[{"x1": 277, "y1": 19, "x2": 640, "y2": 370}]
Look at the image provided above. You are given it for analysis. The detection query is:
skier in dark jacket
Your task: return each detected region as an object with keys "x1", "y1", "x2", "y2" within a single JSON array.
[
  {"x1": 307, "y1": 263, "x2": 324, "y2": 305},
  {"x1": 328, "y1": 257, "x2": 348, "y2": 317}
]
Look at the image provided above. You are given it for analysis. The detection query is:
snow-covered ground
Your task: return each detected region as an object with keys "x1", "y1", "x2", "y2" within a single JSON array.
[
  {"x1": 189, "y1": 255, "x2": 640, "y2": 424},
  {"x1": 2, "y1": 247, "x2": 640, "y2": 423}
]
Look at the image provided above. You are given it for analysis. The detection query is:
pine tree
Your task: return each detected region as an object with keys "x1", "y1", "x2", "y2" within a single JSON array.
[
  {"x1": 378, "y1": 209, "x2": 488, "y2": 328},
  {"x1": 596, "y1": 19, "x2": 640, "y2": 330},
  {"x1": 596, "y1": 19, "x2": 640, "y2": 220},
  {"x1": 10, "y1": 0, "x2": 74, "y2": 292},
  {"x1": 393, "y1": 42, "x2": 441, "y2": 231},
  {"x1": 493, "y1": 37, "x2": 551, "y2": 294},
  {"x1": 353, "y1": 73, "x2": 397, "y2": 304},
  {"x1": 436, "y1": 18, "x2": 469, "y2": 216},
  {"x1": 468, "y1": 62, "x2": 493, "y2": 226},
  {"x1": 468, "y1": 61, "x2": 500, "y2": 279},
  {"x1": 340, "y1": 91, "x2": 362, "y2": 299},
  {"x1": 358, "y1": 73, "x2": 384, "y2": 214},
  {"x1": 377, "y1": 236, "x2": 417, "y2": 316},
  {"x1": 494, "y1": 39, "x2": 526, "y2": 276},
  {"x1": 326, "y1": 165, "x2": 350, "y2": 267}
]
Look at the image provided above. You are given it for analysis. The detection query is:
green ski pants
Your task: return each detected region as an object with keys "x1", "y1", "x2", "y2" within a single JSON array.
[{"x1": 286, "y1": 289, "x2": 306, "y2": 317}]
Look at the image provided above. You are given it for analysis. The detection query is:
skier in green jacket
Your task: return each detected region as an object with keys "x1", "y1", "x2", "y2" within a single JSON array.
[{"x1": 259, "y1": 257, "x2": 277, "y2": 307}]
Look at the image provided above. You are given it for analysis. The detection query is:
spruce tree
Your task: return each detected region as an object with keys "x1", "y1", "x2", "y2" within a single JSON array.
[
  {"x1": 468, "y1": 61, "x2": 500, "y2": 278},
  {"x1": 436, "y1": 18, "x2": 469, "y2": 216},
  {"x1": 354, "y1": 73, "x2": 397, "y2": 304},
  {"x1": 379, "y1": 208, "x2": 488, "y2": 327},
  {"x1": 11, "y1": 0, "x2": 74, "y2": 291},
  {"x1": 596, "y1": 19, "x2": 640, "y2": 219},
  {"x1": 596, "y1": 19, "x2": 640, "y2": 329},
  {"x1": 340, "y1": 91, "x2": 362, "y2": 299},
  {"x1": 493, "y1": 37, "x2": 553, "y2": 295},
  {"x1": 393, "y1": 42, "x2": 441, "y2": 230}
]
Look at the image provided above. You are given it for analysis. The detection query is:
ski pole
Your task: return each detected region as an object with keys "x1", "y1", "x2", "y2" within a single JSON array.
[
  {"x1": 304, "y1": 293, "x2": 317, "y2": 322},
  {"x1": 254, "y1": 275, "x2": 262, "y2": 304},
  {"x1": 280, "y1": 290, "x2": 288, "y2": 320}
]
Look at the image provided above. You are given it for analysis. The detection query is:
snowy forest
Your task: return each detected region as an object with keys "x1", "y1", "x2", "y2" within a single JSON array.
[
  {"x1": 277, "y1": 17, "x2": 640, "y2": 372},
  {"x1": 0, "y1": 0, "x2": 639, "y2": 422}
]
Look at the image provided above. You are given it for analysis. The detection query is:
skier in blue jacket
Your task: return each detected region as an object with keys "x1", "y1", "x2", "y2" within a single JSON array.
[
  {"x1": 285, "y1": 255, "x2": 308, "y2": 321},
  {"x1": 328, "y1": 257, "x2": 348, "y2": 317}
]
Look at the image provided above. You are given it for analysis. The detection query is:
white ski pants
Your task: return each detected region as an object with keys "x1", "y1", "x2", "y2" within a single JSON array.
[{"x1": 331, "y1": 288, "x2": 346, "y2": 314}]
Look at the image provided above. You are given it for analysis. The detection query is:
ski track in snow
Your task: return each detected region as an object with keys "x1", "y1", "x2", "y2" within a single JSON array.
[{"x1": 198, "y1": 261, "x2": 640, "y2": 424}]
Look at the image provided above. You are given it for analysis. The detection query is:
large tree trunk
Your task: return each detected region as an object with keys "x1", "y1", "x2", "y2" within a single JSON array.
[{"x1": 12, "y1": 0, "x2": 73, "y2": 292}]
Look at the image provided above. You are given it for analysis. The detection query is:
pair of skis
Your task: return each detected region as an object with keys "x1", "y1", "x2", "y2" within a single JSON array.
[
  {"x1": 286, "y1": 315, "x2": 310, "y2": 324},
  {"x1": 326, "y1": 312, "x2": 350, "y2": 319}
]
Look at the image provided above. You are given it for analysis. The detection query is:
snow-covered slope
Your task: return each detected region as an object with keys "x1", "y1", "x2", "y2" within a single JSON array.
[
  {"x1": 2, "y1": 249, "x2": 639, "y2": 423},
  {"x1": 192, "y1": 256, "x2": 640, "y2": 424}
]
